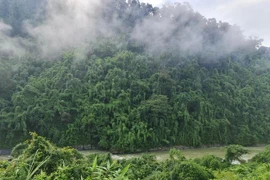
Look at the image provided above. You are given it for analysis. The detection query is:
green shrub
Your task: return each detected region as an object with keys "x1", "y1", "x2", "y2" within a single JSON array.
[
  {"x1": 194, "y1": 155, "x2": 224, "y2": 170},
  {"x1": 11, "y1": 142, "x2": 28, "y2": 158},
  {"x1": 174, "y1": 161, "x2": 214, "y2": 180},
  {"x1": 251, "y1": 145, "x2": 270, "y2": 163},
  {"x1": 225, "y1": 145, "x2": 248, "y2": 164}
]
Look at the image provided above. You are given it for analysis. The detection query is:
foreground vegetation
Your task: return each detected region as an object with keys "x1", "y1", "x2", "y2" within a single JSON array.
[{"x1": 1, "y1": 133, "x2": 270, "y2": 179}]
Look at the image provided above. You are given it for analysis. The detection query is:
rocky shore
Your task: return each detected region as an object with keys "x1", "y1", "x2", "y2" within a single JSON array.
[{"x1": 0, "y1": 149, "x2": 11, "y2": 156}]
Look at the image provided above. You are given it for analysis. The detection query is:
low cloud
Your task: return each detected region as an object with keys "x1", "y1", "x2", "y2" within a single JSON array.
[
  {"x1": 0, "y1": 20, "x2": 33, "y2": 57},
  {"x1": 215, "y1": 0, "x2": 270, "y2": 46},
  {"x1": 0, "y1": 0, "x2": 265, "y2": 59},
  {"x1": 25, "y1": 0, "x2": 103, "y2": 57},
  {"x1": 143, "y1": 0, "x2": 270, "y2": 46},
  {"x1": 131, "y1": 3, "x2": 249, "y2": 60}
]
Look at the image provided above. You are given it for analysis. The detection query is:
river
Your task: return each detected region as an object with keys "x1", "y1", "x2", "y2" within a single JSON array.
[
  {"x1": 0, "y1": 146, "x2": 265, "y2": 161},
  {"x1": 80, "y1": 146, "x2": 265, "y2": 161}
]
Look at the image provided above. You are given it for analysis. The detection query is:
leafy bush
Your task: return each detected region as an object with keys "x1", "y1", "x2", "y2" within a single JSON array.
[
  {"x1": 86, "y1": 153, "x2": 112, "y2": 166},
  {"x1": 173, "y1": 161, "x2": 214, "y2": 180},
  {"x1": 11, "y1": 142, "x2": 28, "y2": 158},
  {"x1": 119, "y1": 154, "x2": 159, "y2": 179},
  {"x1": 0, "y1": 133, "x2": 130, "y2": 180},
  {"x1": 225, "y1": 145, "x2": 248, "y2": 164},
  {"x1": 251, "y1": 145, "x2": 270, "y2": 163},
  {"x1": 194, "y1": 155, "x2": 225, "y2": 170}
]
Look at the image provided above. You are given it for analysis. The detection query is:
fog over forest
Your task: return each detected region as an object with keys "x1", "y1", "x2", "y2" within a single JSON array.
[
  {"x1": 142, "y1": 0, "x2": 270, "y2": 47},
  {"x1": 0, "y1": 0, "x2": 265, "y2": 58}
]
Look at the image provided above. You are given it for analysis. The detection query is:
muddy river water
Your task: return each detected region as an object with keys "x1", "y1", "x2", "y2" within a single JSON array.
[
  {"x1": 80, "y1": 146, "x2": 265, "y2": 161},
  {"x1": 0, "y1": 146, "x2": 265, "y2": 161}
]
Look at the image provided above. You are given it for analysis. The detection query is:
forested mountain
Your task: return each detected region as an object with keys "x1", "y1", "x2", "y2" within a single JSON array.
[{"x1": 0, "y1": 0, "x2": 270, "y2": 152}]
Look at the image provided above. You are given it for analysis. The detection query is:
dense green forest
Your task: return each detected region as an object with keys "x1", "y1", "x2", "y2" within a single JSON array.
[{"x1": 1, "y1": 0, "x2": 270, "y2": 153}]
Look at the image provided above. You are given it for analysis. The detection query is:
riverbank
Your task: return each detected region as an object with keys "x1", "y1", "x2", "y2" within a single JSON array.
[
  {"x1": 79, "y1": 146, "x2": 266, "y2": 161},
  {"x1": 75, "y1": 143, "x2": 266, "y2": 154},
  {"x1": 0, "y1": 149, "x2": 11, "y2": 156},
  {"x1": 1, "y1": 146, "x2": 266, "y2": 162}
]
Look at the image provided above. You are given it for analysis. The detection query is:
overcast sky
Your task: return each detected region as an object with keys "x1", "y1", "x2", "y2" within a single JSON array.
[{"x1": 141, "y1": 0, "x2": 270, "y2": 46}]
